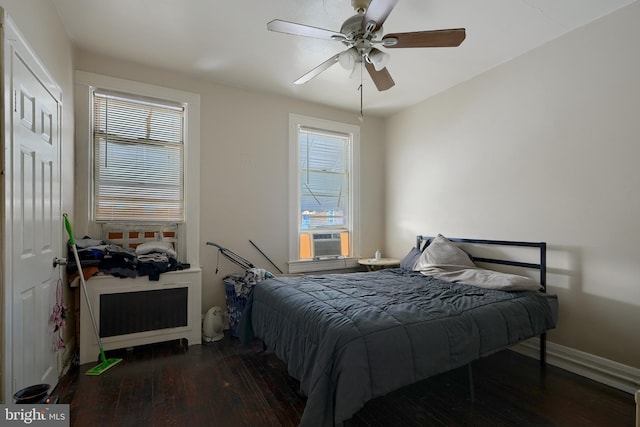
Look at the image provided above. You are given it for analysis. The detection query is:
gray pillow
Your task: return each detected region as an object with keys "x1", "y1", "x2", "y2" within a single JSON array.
[
  {"x1": 399, "y1": 247, "x2": 422, "y2": 271},
  {"x1": 415, "y1": 234, "x2": 475, "y2": 267}
]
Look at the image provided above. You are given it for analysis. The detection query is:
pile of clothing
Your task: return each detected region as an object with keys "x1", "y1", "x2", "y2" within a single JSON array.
[
  {"x1": 224, "y1": 267, "x2": 272, "y2": 298},
  {"x1": 68, "y1": 237, "x2": 190, "y2": 281}
]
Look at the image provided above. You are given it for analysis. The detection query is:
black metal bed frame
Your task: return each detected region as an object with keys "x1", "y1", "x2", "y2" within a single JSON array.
[{"x1": 416, "y1": 235, "x2": 548, "y2": 366}]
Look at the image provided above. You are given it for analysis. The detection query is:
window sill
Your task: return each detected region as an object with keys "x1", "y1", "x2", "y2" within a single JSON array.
[{"x1": 287, "y1": 258, "x2": 360, "y2": 274}]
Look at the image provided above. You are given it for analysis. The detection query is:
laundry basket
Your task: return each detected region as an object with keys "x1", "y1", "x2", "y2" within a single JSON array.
[
  {"x1": 223, "y1": 274, "x2": 248, "y2": 338},
  {"x1": 207, "y1": 242, "x2": 273, "y2": 339}
]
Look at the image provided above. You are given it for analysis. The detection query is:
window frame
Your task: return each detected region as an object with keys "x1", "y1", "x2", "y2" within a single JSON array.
[
  {"x1": 74, "y1": 71, "x2": 200, "y2": 266},
  {"x1": 288, "y1": 114, "x2": 360, "y2": 273}
]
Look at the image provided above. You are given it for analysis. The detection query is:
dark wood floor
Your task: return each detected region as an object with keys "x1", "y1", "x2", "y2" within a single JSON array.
[{"x1": 53, "y1": 335, "x2": 635, "y2": 427}]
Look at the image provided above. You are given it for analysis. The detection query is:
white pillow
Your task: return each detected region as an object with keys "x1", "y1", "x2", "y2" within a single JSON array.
[{"x1": 415, "y1": 234, "x2": 475, "y2": 268}]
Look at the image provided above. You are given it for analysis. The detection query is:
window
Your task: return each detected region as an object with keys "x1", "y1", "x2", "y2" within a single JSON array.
[
  {"x1": 75, "y1": 71, "x2": 200, "y2": 266},
  {"x1": 93, "y1": 91, "x2": 184, "y2": 222},
  {"x1": 289, "y1": 114, "x2": 360, "y2": 273}
]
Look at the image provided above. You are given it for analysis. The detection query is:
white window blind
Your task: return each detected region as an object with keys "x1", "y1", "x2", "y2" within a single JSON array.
[
  {"x1": 299, "y1": 127, "x2": 350, "y2": 231},
  {"x1": 93, "y1": 91, "x2": 185, "y2": 222}
]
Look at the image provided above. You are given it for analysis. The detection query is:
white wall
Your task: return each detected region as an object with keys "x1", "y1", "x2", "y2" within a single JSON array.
[
  {"x1": 73, "y1": 51, "x2": 387, "y2": 313},
  {"x1": 386, "y1": 2, "x2": 640, "y2": 368}
]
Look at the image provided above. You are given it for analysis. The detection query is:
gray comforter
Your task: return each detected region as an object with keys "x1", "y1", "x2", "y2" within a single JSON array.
[{"x1": 240, "y1": 268, "x2": 557, "y2": 427}]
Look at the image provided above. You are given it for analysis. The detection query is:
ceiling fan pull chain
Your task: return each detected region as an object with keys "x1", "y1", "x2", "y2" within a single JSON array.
[
  {"x1": 359, "y1": 83, "x2": 363, "y2": 119},
  {"x1": 358, "y1": 61, "x2": 364, "y2": 120}
]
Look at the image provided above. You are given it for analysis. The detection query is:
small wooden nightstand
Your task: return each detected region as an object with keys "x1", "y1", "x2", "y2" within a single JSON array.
[{"x1": 358, "y1": 257, "x2": 401, "y2": 271}]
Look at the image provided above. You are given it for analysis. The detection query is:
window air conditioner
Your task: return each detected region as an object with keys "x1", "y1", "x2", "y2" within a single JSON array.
[
  {"x1": 299, "y1": 231, "x2": 349, "y2": 259},
  {"x1": 312, "y1": 232, "x2": 343, "y2": 259}
]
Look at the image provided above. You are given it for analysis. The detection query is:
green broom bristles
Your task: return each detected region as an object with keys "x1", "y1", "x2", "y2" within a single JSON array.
[{"x1": 85, "y1": 349, "x2": 122, "y2": 376}]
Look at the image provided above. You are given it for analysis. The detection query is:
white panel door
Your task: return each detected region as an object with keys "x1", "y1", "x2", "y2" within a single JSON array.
[{"x1": 4, "y1": 14, "x2": 62, "y2": 397}]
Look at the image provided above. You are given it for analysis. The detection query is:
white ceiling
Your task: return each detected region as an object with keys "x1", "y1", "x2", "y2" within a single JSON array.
[{"x1": 52, "y1": 0, "x2": 635, "y2": 116}]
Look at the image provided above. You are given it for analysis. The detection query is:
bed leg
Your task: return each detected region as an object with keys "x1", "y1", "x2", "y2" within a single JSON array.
[
  {"x1": 467, "y1": 363, "x2": 475, "y2": 403},
  {"x1": 540, "y1": 332, "x2": 547, "y2": 367}
]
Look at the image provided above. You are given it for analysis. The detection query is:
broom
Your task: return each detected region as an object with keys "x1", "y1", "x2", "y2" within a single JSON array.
[{"x1": 63, "y1": 213, "x2": 122, "y2": 375}]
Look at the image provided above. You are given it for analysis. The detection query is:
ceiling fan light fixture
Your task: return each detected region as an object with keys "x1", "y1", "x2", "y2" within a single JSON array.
[
  {"x1": 367, "y1": 48, "x2": 389, "y2": 71},
  {"x1": 349, "y1": 61, "x2": 363, "y2": 80},
  {"x1": 338, "y1": 48, "x2": 359, "y2": 70}
]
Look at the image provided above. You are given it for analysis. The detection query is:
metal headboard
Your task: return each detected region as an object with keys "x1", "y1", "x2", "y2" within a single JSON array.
[{"x1": 416, "y1": 236, "x2": 547, "y2": 292}]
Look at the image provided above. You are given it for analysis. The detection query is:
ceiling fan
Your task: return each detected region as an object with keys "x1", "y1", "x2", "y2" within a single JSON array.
[{"x1": 267, "y1": 0, "x2": 466, "y2": 91}]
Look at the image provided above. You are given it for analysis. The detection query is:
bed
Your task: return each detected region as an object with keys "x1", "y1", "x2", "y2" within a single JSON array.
[{"x1": 239, "y1": 235, "x2": 558, "y2": 427}]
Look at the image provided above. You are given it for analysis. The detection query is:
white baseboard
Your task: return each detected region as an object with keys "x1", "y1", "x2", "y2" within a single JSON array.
[{"x1": 511, "y1": 337, "x2": 640, "y2": 395}]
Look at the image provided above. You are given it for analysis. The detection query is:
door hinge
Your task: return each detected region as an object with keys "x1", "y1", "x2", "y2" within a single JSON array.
[{"x1": 13, "y1": 89, "x2": 17, "y2": 112}]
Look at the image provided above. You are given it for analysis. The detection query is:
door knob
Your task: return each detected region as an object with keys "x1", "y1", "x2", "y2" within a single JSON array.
[{"x1": 53, "y1": 257, "x2": 67, "y2": 268}]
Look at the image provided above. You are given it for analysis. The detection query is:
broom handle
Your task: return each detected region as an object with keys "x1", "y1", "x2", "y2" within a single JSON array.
[{"x1": 63, "y1": 214, "x2": 105, "y2": 351}]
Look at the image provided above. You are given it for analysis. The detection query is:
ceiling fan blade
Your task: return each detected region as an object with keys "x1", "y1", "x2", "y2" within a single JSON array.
[
  {"x1": 383, "y1": 29, "x2": 466, "y2": 48},
  {"x1": 267, "y1": 19, "x2": 344, "y2": 41},
  {"x1": 362, "y1": 0, "x2": 399, "y2": 32},
  {"x1": 365, "y1": 61, "x2": 395, "y2": 91},
  {"x1": 294, "y1": 54, "x2": 341, "y2": 85}
]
